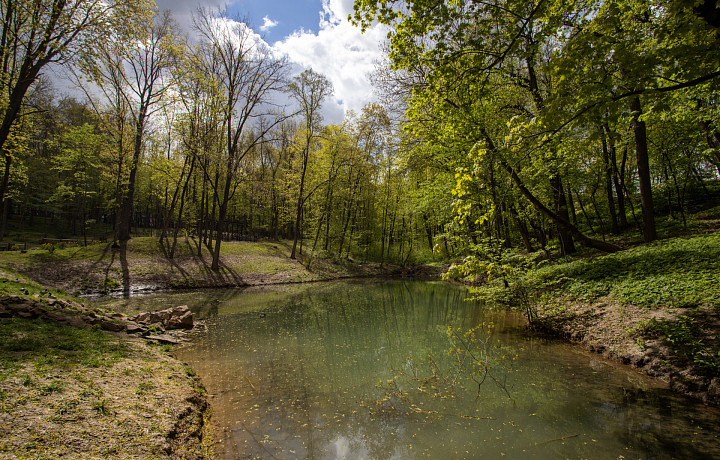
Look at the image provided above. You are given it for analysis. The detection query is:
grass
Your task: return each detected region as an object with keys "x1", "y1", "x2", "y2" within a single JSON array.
[
  {"x1": 460, "y1": 230, "x2": 720, "y2": 382},
  {"x1": 533, "y1": 232, "x2": 720, "y2": 310},
  {"x1": 0, "y1": 272, "x2": 74, "y2": 300},
  {"x1": 523, "y1": 231, "x2": 720, "y2": 382},
  {"x1": 0, "y1": 318, "x2": 129, "y2": 381},
  {"x1": 0, "y1": 235, "x2": 323, "y2": 294}
]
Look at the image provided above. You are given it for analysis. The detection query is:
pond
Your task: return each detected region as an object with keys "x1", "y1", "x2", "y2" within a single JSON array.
[{"x1": 98, "y1": 280, "x2": 720, "y2": 459}]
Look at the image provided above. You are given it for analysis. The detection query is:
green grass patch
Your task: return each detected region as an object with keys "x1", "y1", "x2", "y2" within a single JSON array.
[
  {"x1": 0, "y1": 275, "x2": 80, "y2": 301},
  {"x1": 534, "y1": 232, "x2": 720, "y2": 309},
  {"x1": 217, "y1": 240, "x2": 288, "y2": 257},
  {"x1": 0, "y1": 318, "x2": 129, "y2": 379},
  {"x1": 0, "y1": 276, "x2": 43, "y2": 297}
]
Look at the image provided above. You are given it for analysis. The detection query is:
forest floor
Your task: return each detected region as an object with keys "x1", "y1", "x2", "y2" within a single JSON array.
[
  {"x1": 0, "y1": 313, "x2": 211, "y2": 459},
  {"x1": 0, "y1": 236, "x2": 436, "y2": 296}
]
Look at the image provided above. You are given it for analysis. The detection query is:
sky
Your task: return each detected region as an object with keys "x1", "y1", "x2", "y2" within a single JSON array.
[{"x1": 154, "y1": 0, "x2": 389, "y2": 123}]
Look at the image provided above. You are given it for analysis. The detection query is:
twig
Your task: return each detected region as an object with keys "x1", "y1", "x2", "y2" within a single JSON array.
[
  {"x1": 245, "y1": 375, "x2": 258, "y2": 393},
  {"x1": 240, "y1": 422, "x2": 278, "y2": 459},
  {"x1": 533, "y1": 434, "x2": 579, "y2": 447}
]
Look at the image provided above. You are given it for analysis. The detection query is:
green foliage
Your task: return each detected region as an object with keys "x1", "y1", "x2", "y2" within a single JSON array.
[
  {"x1": 534, "y1": 233, "x2": 720, "y2": 309},
  {"x1": 350, "y1": 0, "x2": 720, "y2": 259},
  {"x1": 91, "y1": 398, "x2": 111, "y2": 416},
  {"x1": 445, "y1": 239, "x2": 550, "y2": 322}
]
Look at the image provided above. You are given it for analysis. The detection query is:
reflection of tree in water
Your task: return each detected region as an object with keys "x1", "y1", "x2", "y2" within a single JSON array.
[
  {"x1": 174, "y1": 280, "x2": 720, "y2": 459},
  {"x1": 373, "y1": 321, "x2": 516, "y2": 422}
]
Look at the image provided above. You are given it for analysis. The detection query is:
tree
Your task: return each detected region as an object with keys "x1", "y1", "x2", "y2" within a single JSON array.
[
  {"x1": 193, "y1": 8, "x2": 288, "y2": 271},
  {"x1": 80, "y1": 9, "x2": 178, "y2": 245},
  {"x1": 353, "y1": 0, "x2": 621, "y2": 253},
  {"x1": 288, "y1": 68, "x2": 333, "y2": 259},
  {"x1": 0, "y1": 0, "x2": 153, "y2": 239},
  {"x1": 353, "y1": 0, "x2": 720, "y2": 254},
  {"x1": 49, "y1": 123, "x2": 102, "y2": 245}
]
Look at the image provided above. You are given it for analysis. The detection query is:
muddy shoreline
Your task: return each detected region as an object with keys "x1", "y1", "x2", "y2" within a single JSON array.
[{"x1": 532, "y1": 298, "x2": 720, "y2": 406}]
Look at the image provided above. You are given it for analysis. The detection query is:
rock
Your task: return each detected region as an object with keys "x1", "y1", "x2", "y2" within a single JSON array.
[
  {"x1": 99, "y1": 319, "x2": 124, "y2": 332},
  {"x1": 708, "y1": 378, "x2": 720, "y2": 401},
  {"x1": 7, "y1": 301, "x2": 32, "y2": 313},
  {"x1": 125, "y1": 322, "x2": 148, "y2": 335},
  {"x1": 131, "y1": 305, "x2": 193, "y2": 330},
  {"x1": 66, "y1": 316, "x2": 88, "y2": 328},
  {"x1": 84, "y1": 316, "x2": 101, "y2": 326},
  {"x1": 45, "y1": 311, "x2": 68, "y2": 322},
  {"x1": 146, "y1": 334, "x2": 183, "y2": 345},
  {"x1": 131, "y1": 311, "x2": 164, "y2": 324},
  {"x1": 167, "y1": 308, "x2": 193, "y2": 330}
]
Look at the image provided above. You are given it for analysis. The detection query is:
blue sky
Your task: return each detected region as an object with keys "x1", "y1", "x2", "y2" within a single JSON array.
[{"x1": 228, "y1": 0, "x2": 325, "y2": 44}]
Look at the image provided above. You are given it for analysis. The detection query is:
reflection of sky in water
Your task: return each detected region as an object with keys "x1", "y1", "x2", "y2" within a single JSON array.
[{"x1": 110, "y1": 280, "x2": 720, "y2": 459}]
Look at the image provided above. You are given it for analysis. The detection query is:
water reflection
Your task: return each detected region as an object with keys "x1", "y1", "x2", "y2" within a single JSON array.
[{"x1": 102, "y1": 280, "x2": 720, "y2": 458}]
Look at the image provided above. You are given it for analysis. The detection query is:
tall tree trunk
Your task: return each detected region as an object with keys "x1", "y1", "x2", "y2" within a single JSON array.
[
  {"x1": 574, "y1": 188, "x2": 596, "y2": 234},
  {"x1": 698, "y1": 120, "x2": 720, "y2": 177},
  {"x1": 605, "y1": 125, "x2": 628, "y2": 230},
  {"x1": 170, "y1": 157, "x2": 195, "y2": 258},
  {"x1": 323, "y1": 189, "x2": 333, "y2": 251},
  {"x1": 600, "y1": 125, "x2": 619, "y2": 234},
  {"x1": 211, "y1": 196, "x2": 229, "y2": 271},
  {"x1": 338, "y1": 173, "x2": 360, "y2": 256},
  {"x1": 116, "y1": 107, "x2": 148, "y2": 243},
  {"x1": 422, "y1": 212, "x2": 434, "y2": 251},
  {"x1": 0, "y1": 159, "x2": 10, "y2": 240},
  {"x1": 551, "y1": 175, "x2": 576, "y2": 255},
  {"x1": 629, "y1": 96, "x2": 657, "y2": 242},
  {"x1": 509, "y1": 204, "x2": 533, "y2": 252},
  {"x1": 567, "y1": 187, "x2": 578, "y2": 226},
  {"x1": 500, "y1": 158, "x2": 620, "y2": 253},
  {"x1": 291, "y1": 149, "x2": 310, "y2": 260},
  {"x1": 198, "y1": 171, "x2": 207, "y2": 255}
]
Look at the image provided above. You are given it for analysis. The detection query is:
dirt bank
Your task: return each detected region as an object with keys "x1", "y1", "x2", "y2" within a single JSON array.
[
  {"x1": 0, "y1": 296, "x2": 212, "y2": 459},
  {"x1": 534, "y1": 296, "x2": 720, "y2": 405}
]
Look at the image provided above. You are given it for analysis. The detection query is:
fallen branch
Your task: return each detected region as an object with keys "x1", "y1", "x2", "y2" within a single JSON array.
[{"x1": 533, "y1": 434, "x2": 579, "y2": 447}]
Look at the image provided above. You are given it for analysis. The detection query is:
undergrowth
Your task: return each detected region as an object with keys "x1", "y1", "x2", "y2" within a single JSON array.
[
  {"x1": 533, "y1": 232, "x2": 720, "y2": 310},
  {"x1": 636, "y1": 315, "x2": 720, "y2": 376}
]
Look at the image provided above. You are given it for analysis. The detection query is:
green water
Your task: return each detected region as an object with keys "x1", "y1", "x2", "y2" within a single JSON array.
[{"x1": 99, "y1": 280, "x2": 720, "y2": 459}]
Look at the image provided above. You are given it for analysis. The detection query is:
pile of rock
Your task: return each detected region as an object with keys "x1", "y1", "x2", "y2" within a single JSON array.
[
  {"x1": 129, "y1": 305, "x2": 194, "y2": 331},
  {"x1": 0, "y1": 295, "x2": 194, "y2": 343}
]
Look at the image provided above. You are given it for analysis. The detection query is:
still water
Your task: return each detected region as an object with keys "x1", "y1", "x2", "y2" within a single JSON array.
[{"x1": 99, "y1": 280, "x2": 720, "y2": 459}]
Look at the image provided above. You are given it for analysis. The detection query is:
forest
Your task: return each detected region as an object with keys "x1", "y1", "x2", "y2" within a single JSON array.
[{"x1": 0, "y1": 0, "x2": 719, "y2": 272}]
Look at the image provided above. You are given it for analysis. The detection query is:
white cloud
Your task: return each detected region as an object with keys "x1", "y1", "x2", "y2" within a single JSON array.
[
  {"x1": 154, "y1": 0, "x2": 388, "y2": 124},
  {"x1": 320, "y1": 0, "x2": 355, "y2": 25},
  {"x1": 272, "y1": 0, "x2": 388, "y2": 122},
  {"x1": 260, "y1": 15, "x2": 278, "y2": 32}
]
